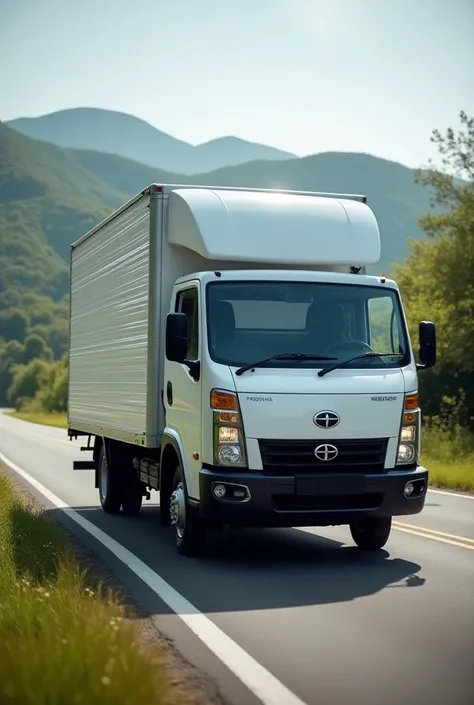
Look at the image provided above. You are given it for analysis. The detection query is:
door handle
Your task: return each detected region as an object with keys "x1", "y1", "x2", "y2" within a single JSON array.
[{"x1": 166, "y1": 381, "x2": 173, "y2": 406}]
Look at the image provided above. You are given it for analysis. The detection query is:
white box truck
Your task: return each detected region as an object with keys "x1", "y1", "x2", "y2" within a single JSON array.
[{"x1": 67, "y1": 183, "x2": 436, "y2": 556}]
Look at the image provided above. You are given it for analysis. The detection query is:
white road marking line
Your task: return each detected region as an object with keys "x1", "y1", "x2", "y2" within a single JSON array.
[
  {"x1": 427, "y1": 488, "x2": 474, "y2": 500},
  {"x1": 0, "y1": 450, "x2": 307, "y2": 705}
]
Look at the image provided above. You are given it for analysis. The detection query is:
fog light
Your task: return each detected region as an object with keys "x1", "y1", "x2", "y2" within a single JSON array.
[
  {"x1": 404, "y1": 481, "x2": 414, "y2": 498},
  {"x1": 213, "y1": 484, "x2": 227, "y2": 499}
]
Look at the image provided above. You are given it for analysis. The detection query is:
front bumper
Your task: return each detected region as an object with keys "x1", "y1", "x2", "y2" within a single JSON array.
[{"x1": 199, "y1": 465, "x2": 428, "y2": 527}]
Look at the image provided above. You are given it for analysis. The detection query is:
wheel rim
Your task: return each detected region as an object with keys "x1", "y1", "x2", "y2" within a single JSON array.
[
  {"x1": 99, "y1": 455, "x2": 108, "y2": 501},
  {"x1": 170, "y1": 481, "x2": 186, "y2": 539}
]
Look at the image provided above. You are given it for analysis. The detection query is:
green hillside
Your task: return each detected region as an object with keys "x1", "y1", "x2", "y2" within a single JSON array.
[
  {"x1": 0, "y1": 122, "x2": 173, "y2": 404},
  {"x1": 70, "y1": 148, "x2": 175, "y2": 199},
  {"x1": 0, "y1": 122, "x2": 124, "y2": 299},
  {"x1": 0, "y1": 123, "x2": 126, "y2": 403}
]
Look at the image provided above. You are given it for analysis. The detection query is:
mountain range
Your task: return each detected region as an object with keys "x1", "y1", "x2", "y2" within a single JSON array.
[
  {"x1": 1, "y1": 108, "x2": 435, "y2": 312},
  {"x1": 6, "y1": 108, "x2": 296, "y2": 174}
]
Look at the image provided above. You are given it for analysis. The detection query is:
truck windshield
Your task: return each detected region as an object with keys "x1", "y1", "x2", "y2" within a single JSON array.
[{"x1": 206, "y1": 281, "x2": 410, "y2": 370}]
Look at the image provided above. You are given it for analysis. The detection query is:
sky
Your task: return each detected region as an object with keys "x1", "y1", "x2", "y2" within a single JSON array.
[{"x1": 1, "y1": 0, "x2": 473, "y2": 168}]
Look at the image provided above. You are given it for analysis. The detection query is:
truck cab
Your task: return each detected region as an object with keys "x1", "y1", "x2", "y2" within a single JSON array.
[{"x1": 163, "y1": 268, "x2": 436, "y2": 554}]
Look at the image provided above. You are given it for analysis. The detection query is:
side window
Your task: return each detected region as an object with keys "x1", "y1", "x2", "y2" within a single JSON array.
[
  {"x1": 368, "y1": 297, "x2": 400, "y2": 352},
  {"x1": 175, "y1": 287, "x2": 199, "y2": 360}
]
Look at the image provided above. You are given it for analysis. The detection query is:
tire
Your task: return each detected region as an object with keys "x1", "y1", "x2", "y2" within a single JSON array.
[
  {"x1": 98, "y1": 446, "x2": 122, "y2": 514},
  {"x1": 121, "y1": 480, "x2": 143, "y2": 516},
  {"x1": 169, "y1": 465, "x2": 206, "y2": 556},
  {"x1": 159, "y1": 475, "x2": 171, "y2": 527},
  {"x1": 350, "y1": 517, "x2": 392, "y2": 550}
]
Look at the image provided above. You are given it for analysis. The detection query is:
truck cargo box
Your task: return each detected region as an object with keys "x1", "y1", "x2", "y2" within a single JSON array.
[{"x1": 68, "y1": 195, "x2": 157, "y2": 445}]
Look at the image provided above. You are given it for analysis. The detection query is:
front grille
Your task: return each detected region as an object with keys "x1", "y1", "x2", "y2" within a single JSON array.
[
  {"x1": 258, "y1": 438, "x2": 388, "y2": 475},
  {"x1": 273, "y1": 493, "x2": 383, "y2": 512}
]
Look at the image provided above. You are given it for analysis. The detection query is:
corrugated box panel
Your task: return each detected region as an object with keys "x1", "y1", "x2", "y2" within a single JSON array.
[{"x1": 68, "y1": 197, "x2": 151, "y2": 437}]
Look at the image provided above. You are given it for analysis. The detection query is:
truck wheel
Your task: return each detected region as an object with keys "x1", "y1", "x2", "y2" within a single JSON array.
[
  {"x1": 121, "y1": 479, "x2": 143, "y2": 516},
  {"x1": 169, "y1": 465, "x2": 206, "y2": 556},
  {"x1": 350, "y1": 517, "x2": 392, "y2": 550},
  {"x1": 98, "y1": 446, "x2": 122, "y2": 514}
]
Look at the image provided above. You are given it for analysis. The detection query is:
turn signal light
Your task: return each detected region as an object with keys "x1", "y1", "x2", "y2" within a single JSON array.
[
  {"x1": 404, "y1": 393, "x2": 419, "y2": 411},
  {"x1": 210, "y1": 389, "x2": 238, "y2": 411}
]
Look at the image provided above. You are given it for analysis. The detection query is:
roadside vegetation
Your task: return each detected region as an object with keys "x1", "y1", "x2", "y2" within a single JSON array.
[
  {"x1": 6, "y1": 410, "x2": 67, "y2": 428},
  {"x1": 421, "y1": 420, "x2": 474, "y2": 492},
  {"x1": 0, "y1": 472, "x2": 185, "y2": 705},
  {"x1": 1, "y1": 112, "x2": 473, "y2": 492}
]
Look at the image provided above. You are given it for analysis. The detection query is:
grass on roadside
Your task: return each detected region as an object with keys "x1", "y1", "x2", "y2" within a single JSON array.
[
  {"x1": 421, "y1": 420, "x2": 474, "y2": 492},
  {"x1": 6, "y1": 410, "x2": 68, "y2": 428},
  {"x1": 421, "y1": 421, "x2": 474, "y2": 492},
  {"x1": 0, "y1": 473, "x2": 178, "y2": 705},
  {"x1": 423, "y1": 457, "x2": 474, "y2": 492}
]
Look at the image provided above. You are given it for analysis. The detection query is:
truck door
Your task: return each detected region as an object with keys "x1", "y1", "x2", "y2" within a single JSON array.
[{"x1": 165, "y1": 283, "x2": 202, "y2": 500}]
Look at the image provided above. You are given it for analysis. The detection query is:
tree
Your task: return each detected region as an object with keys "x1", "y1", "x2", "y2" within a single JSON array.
[
  {"x1": 7, "y1": 358, "x2": 50, "y2": 409},
  {"x1": 0, "y1": 339, "x2": 25, "y2": 404},
  {"x1": 0, "y1": 308, "x2": 28, "y2": 342},
  {"x1": 0, "y1": 289, "x2": 22, "y2": 309},
  {"x1": 23, "y1": 334, "x2": 53, "y2": 363},
  {"x1": 35, "y1": 357, "x2": 68, "y2": 413},
  {"x1": 394, "y1": 111, "x2": 474, "y2": 426}
]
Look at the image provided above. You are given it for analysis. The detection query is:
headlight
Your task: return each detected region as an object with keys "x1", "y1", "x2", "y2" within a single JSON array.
[
  {"x1": 400, "y1": 425, "x2": 416, "y2": 442},
  {"x1": 218, "y1": 445, "x2": 242, "y2": 464},
  {"x1": 397, "y1": 443, "x2": 416, "y2": 464},
  {"x1": 218, "y1": 426, "x2": 239, "y2": 443},
  {"x1": 211, "y1": 389, "x2": 247, "y2": 468},
  {"x1": 396, "y1": 393, "x2": 420, "y2": 466}
]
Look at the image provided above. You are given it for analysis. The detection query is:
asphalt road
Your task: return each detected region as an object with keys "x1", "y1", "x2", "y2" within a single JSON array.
[{"x1": 1, "y1": 410, "x2": 473, "y2": 705}]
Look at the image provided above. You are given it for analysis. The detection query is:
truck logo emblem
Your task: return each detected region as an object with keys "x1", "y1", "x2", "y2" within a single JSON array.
[
  {"x1": 314, "y1": 444, "x2": 339, "y2": 461},
  {"x1": 313, "y1": 411, "x2": 340, "y2": 429}
]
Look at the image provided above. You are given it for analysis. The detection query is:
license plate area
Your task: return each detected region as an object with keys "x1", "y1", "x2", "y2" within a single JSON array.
[{"x1": 295, "y1": 474, "x2": 366, "y2": 495}]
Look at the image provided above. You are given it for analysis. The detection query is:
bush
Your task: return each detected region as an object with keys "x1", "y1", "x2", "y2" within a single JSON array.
[
  {"x1": 421, "y1": 418, "x2": 474, "y2": 491},
  {"x1": 7, "y1": 356, "x2": 67, "y2": 413},
  {"x1": 422, "y1": 417, "x2": 474, "y2": 463},
  {"x1": 6, "y1": 358, "x2": 51, "y2": 407}
]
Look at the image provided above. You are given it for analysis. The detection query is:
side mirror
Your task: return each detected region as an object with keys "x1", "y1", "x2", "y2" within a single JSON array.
[
  {"x1": 418, "y1": 320, "x2": 436, "y2": 369},
  {"x1": 166, "y1": 313, "x2": 188, "y2": 363}
]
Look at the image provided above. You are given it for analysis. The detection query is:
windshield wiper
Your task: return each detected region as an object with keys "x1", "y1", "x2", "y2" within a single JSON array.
[
  {"x1": 235, "y1": 352, "x2": 337, "y2": 376},
  {"x1": 317, "y1": 351, "x2": 405, "y2": 378}
]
